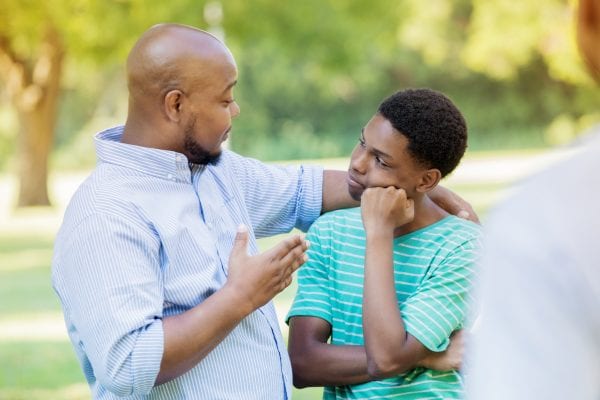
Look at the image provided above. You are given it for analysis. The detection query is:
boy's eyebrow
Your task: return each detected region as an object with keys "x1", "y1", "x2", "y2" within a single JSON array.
[
  {"x1": 361, "y1": 128, "x2": 393, "y2": 160},
  {"x1": 372, "y1": 147, "x2": 393, "y2": 161}
]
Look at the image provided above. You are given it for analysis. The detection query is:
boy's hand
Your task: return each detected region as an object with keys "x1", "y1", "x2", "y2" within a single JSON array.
[
  {"x1": 418, "y1": 330, "x2": 466, "y2": 371},
  {"x1": 360, "y1": 187, "x2": 414, "y2": 234}
]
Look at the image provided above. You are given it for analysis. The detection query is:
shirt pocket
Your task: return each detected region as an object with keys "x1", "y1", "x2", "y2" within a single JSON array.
[{"x1": 163, "y1": 226, "x2": 225, "y2": 308}]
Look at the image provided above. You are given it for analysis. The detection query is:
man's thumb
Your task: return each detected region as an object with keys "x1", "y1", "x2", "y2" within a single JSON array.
[{"x1": 232, "y1": 224, "x2": 249, "y2": 256}]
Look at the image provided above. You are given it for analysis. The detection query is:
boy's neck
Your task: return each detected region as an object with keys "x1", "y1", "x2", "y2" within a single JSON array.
[{"x1": 393, "y1": 193, "x2": 449, "y2": 237}]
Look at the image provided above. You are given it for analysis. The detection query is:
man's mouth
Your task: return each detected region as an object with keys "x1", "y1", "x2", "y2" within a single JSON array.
[{"x1": 222, "y1": 127, "x2": 231, "y2": 141}]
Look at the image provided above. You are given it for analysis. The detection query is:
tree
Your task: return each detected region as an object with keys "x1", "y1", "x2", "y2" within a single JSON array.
[
  {"x1": 0, "y1": 22, "x2": 64, "y2": 206},
  {"x1": 0, "y1": 0, "x2": 209, "y2": 206}
]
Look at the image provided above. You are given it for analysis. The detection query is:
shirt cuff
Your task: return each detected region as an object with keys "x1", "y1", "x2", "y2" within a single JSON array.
[
  {"x1": 131, "y1": 320, "x2": 165, "y2": 394},
  {"x1": 295, "y1": 165, "x2": 324, "y2": 232}
]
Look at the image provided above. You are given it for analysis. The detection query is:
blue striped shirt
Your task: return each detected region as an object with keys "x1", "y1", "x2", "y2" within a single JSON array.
[{"x1": 51, "y1": 126, "x2": 324, "y2": 399}]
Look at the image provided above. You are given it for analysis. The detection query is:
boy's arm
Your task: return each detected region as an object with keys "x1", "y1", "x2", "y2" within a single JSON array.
[
  {"x1": 360, "y1": 187, "x2": 431, "y2": 378},
  {"x1": 418, "y1": 330, "x2": 465, "y2": 371},
  {"x1": 288, "y1": 316, "x2": 371, "y2": 388},
  {"x1": 288, "y1": 317, "x2": 464, "y2": 388},
  {"x1": 361, "y1": 187, "x2": 478, "y2": 378}
]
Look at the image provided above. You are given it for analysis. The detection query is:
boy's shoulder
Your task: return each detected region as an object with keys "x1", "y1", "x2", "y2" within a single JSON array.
[
  {"x1": 307, "y1": 207, "x2": 364, "y2": 238},
  {"x1": 404, "y1": 215, "x2": 482, "y2": 252},
  {"x1": 441, "y1": 215, "x2": 482, "y2": 233},
  {"x1": 429, "y1": 216, "x2": 483, "y2": 253},
  {"x1": 312, "y1": 207, "x2": 362, "y2": 227}
]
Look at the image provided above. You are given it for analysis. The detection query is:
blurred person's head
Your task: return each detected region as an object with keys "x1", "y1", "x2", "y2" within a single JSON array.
[
  {"x1": 577, "y1": 0, "x2": 600, "y2": 83},
  {"x1": 347, "y1": 88, "x2": 467, "y2": 201},
  {"x1": 124, "y1": 24, "x2": 240, "y2": 164}
]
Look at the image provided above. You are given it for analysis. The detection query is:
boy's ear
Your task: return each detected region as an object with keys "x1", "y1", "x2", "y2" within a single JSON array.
[{"x1": 416, "y1": 169, "x2": 442, "y2": 193}]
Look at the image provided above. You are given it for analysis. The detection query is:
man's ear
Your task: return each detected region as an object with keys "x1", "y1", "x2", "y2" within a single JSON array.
[
  {"x1": 416, "y1": 169, "x2": 442, "y2": 193},
  {"x1": 164, "y1": 89, "x2": 184, "y2": 122}
]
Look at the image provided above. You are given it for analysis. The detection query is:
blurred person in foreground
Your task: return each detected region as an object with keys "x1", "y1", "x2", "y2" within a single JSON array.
[
  {"x1": 51, "y1": 23, "x2": 475, "y2": 400},
  {"x1": 287, "y1": 88, "x2": 482, "y2": 399},
  {"x1": 466, "y1": 1, "x2": 600, "y2": 399}
]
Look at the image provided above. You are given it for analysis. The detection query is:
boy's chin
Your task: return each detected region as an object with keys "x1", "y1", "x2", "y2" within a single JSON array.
[{"x1": 348, "y1": 187, "x2": 363, "y2": 202}]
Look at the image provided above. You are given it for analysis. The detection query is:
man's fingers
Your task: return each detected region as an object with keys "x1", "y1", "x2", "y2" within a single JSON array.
[
  {"x1": 278, "y1": 244, "x2": 308, "y2": 271},
  {"x1": 230, "y1": 224, "x2": 249, "y2": 259},
  {"x1": 457, "y1": 210, "x2": 470, "y2": 220},
  {"x1": 269, "y1": 234, "x2": 308, "y2": 259}
]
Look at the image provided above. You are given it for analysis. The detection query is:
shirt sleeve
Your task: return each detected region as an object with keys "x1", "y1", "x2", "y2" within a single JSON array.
[
  {"x1": 286, "y1": 217, "x2": 333, "y2": 324},
  {"x1": 228, "y1": 152, "x2": 324, "y2": 236},
  {"x1": 401, "y1": 236, "x2": 481, "y2": 352},
  {"x1": 52, "y1": 212, "x2": 164, "y2": 396}
]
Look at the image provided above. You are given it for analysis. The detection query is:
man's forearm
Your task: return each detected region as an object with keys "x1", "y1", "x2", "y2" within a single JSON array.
[
  {"x1": 322, "y1": 170, "x2": 359, "y2": 212},
  {"x1": 156, "y1": 285, "x2": 253, "y2": 385}
]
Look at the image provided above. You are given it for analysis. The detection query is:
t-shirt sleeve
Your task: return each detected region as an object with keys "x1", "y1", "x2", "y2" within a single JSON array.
[
  {"x1": 401, "y1": 235, "x2": 481, "y2": 352},
  {"x1": 286, "y1": 217, "x2": 333, "y2": 324}
]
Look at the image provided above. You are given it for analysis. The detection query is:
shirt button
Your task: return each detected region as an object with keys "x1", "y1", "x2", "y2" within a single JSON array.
[
  {"x1": 167, "y1": 173, "x2": 173, "y2": 180},
  {"x1": 207, "y1": 222, "x2": 213, "y2": 230}
]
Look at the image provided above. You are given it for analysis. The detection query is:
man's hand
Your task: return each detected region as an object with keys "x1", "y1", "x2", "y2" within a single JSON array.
[
  {"x1": 226, "y1": 225, "x2": 308, "y2": 311},
  {"x1": 429, "y1": 186, "x2": 479, "y2": 224},
  {"x1": 360, "y1": 187, "x2": 415, "y2": 234},
  {"x1": 418, "y1": 330, "x2": 466, "y2": 371}
]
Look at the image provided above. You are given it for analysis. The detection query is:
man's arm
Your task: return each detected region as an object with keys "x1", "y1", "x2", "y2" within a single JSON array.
[
  {"x1": 157, "y1": 226, "x2": 308, "y2": 384},
  {"x1": 322, "y1": 170, "x2": 359, "y2": 212},
  {"x1": 322, "y1": 170, "x2": 479, "y2": 223},
  {"x1": 429, "y1": 185, "x2": 479, "y2": 223}
]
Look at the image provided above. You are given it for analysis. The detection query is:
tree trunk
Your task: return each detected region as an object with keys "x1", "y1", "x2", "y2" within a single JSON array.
[{"x1": 1, "y1": 26, "x2": 64, "y2": 207}]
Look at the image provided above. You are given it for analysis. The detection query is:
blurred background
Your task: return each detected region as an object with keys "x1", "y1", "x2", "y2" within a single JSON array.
[{"x1": 0, "y1": 0, "x2": 598, "y2": 399}]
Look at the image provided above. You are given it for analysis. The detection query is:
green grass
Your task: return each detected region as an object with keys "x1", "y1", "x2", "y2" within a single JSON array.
[
  {"x1": 0, "y1": 342, "x2": 85, "y2": 390},
  {"x1": 0, "y1": 234, "x2": 60, "y2": 317}
]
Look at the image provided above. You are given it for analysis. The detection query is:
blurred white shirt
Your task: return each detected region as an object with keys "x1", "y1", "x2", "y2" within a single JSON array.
[{"x1": 466, "y1": 128, "x2": 600, "y2": 400}]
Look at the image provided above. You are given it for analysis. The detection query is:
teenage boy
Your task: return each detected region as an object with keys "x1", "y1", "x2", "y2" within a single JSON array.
[{"x1": 287, "y1": 88, "x2": 482, "y2": 399}]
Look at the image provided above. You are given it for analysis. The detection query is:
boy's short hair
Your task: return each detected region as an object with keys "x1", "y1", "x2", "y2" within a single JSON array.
[{"x1": 378, "y1": 88, "x2": 467, "y2": 177}]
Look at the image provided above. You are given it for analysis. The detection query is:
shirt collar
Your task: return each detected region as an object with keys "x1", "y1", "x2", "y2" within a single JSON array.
[{"x1": 94, "y1": 126, "x2": 198, "y2": 183}]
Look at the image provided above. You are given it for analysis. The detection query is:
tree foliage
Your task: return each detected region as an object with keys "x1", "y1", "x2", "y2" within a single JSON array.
[{"x1": 1, "y1": 0, "x2": 599, "y2": 206}]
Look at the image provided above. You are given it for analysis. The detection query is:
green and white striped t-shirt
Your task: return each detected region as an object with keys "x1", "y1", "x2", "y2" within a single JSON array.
[{"x1": 287, "y1": 207, "x2": 482, "y2": 400}]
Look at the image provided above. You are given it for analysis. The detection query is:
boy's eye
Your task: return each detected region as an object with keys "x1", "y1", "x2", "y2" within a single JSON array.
[{"x1": 375, "y1": 156, "x2": 388, "y2": 168}]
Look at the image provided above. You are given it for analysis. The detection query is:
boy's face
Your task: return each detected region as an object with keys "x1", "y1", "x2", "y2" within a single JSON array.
[{"x1": 347, "y1": 113, "x2": 427, "y2": 201}]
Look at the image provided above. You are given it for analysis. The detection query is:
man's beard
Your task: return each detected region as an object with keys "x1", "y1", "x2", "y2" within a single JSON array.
[{"x1": 183, "y1": 119, "x2": 223, "y2": 166}]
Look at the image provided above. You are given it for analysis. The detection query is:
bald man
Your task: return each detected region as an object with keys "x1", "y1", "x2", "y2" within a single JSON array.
[
  {"x1": 465, "y1": 1, "x2": 600, "y2": 399},
  {"x1": 52, "y1": 24, "x2": 474, "y2": 399}
]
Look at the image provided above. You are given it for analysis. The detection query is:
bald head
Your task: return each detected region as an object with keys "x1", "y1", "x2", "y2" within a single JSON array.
[
  {"x1": 122, "y1": 23, "x2": 240, "y2": 163},
  {"x1": 126, "y1": 24, "x2": 234, "y2": 105}
]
